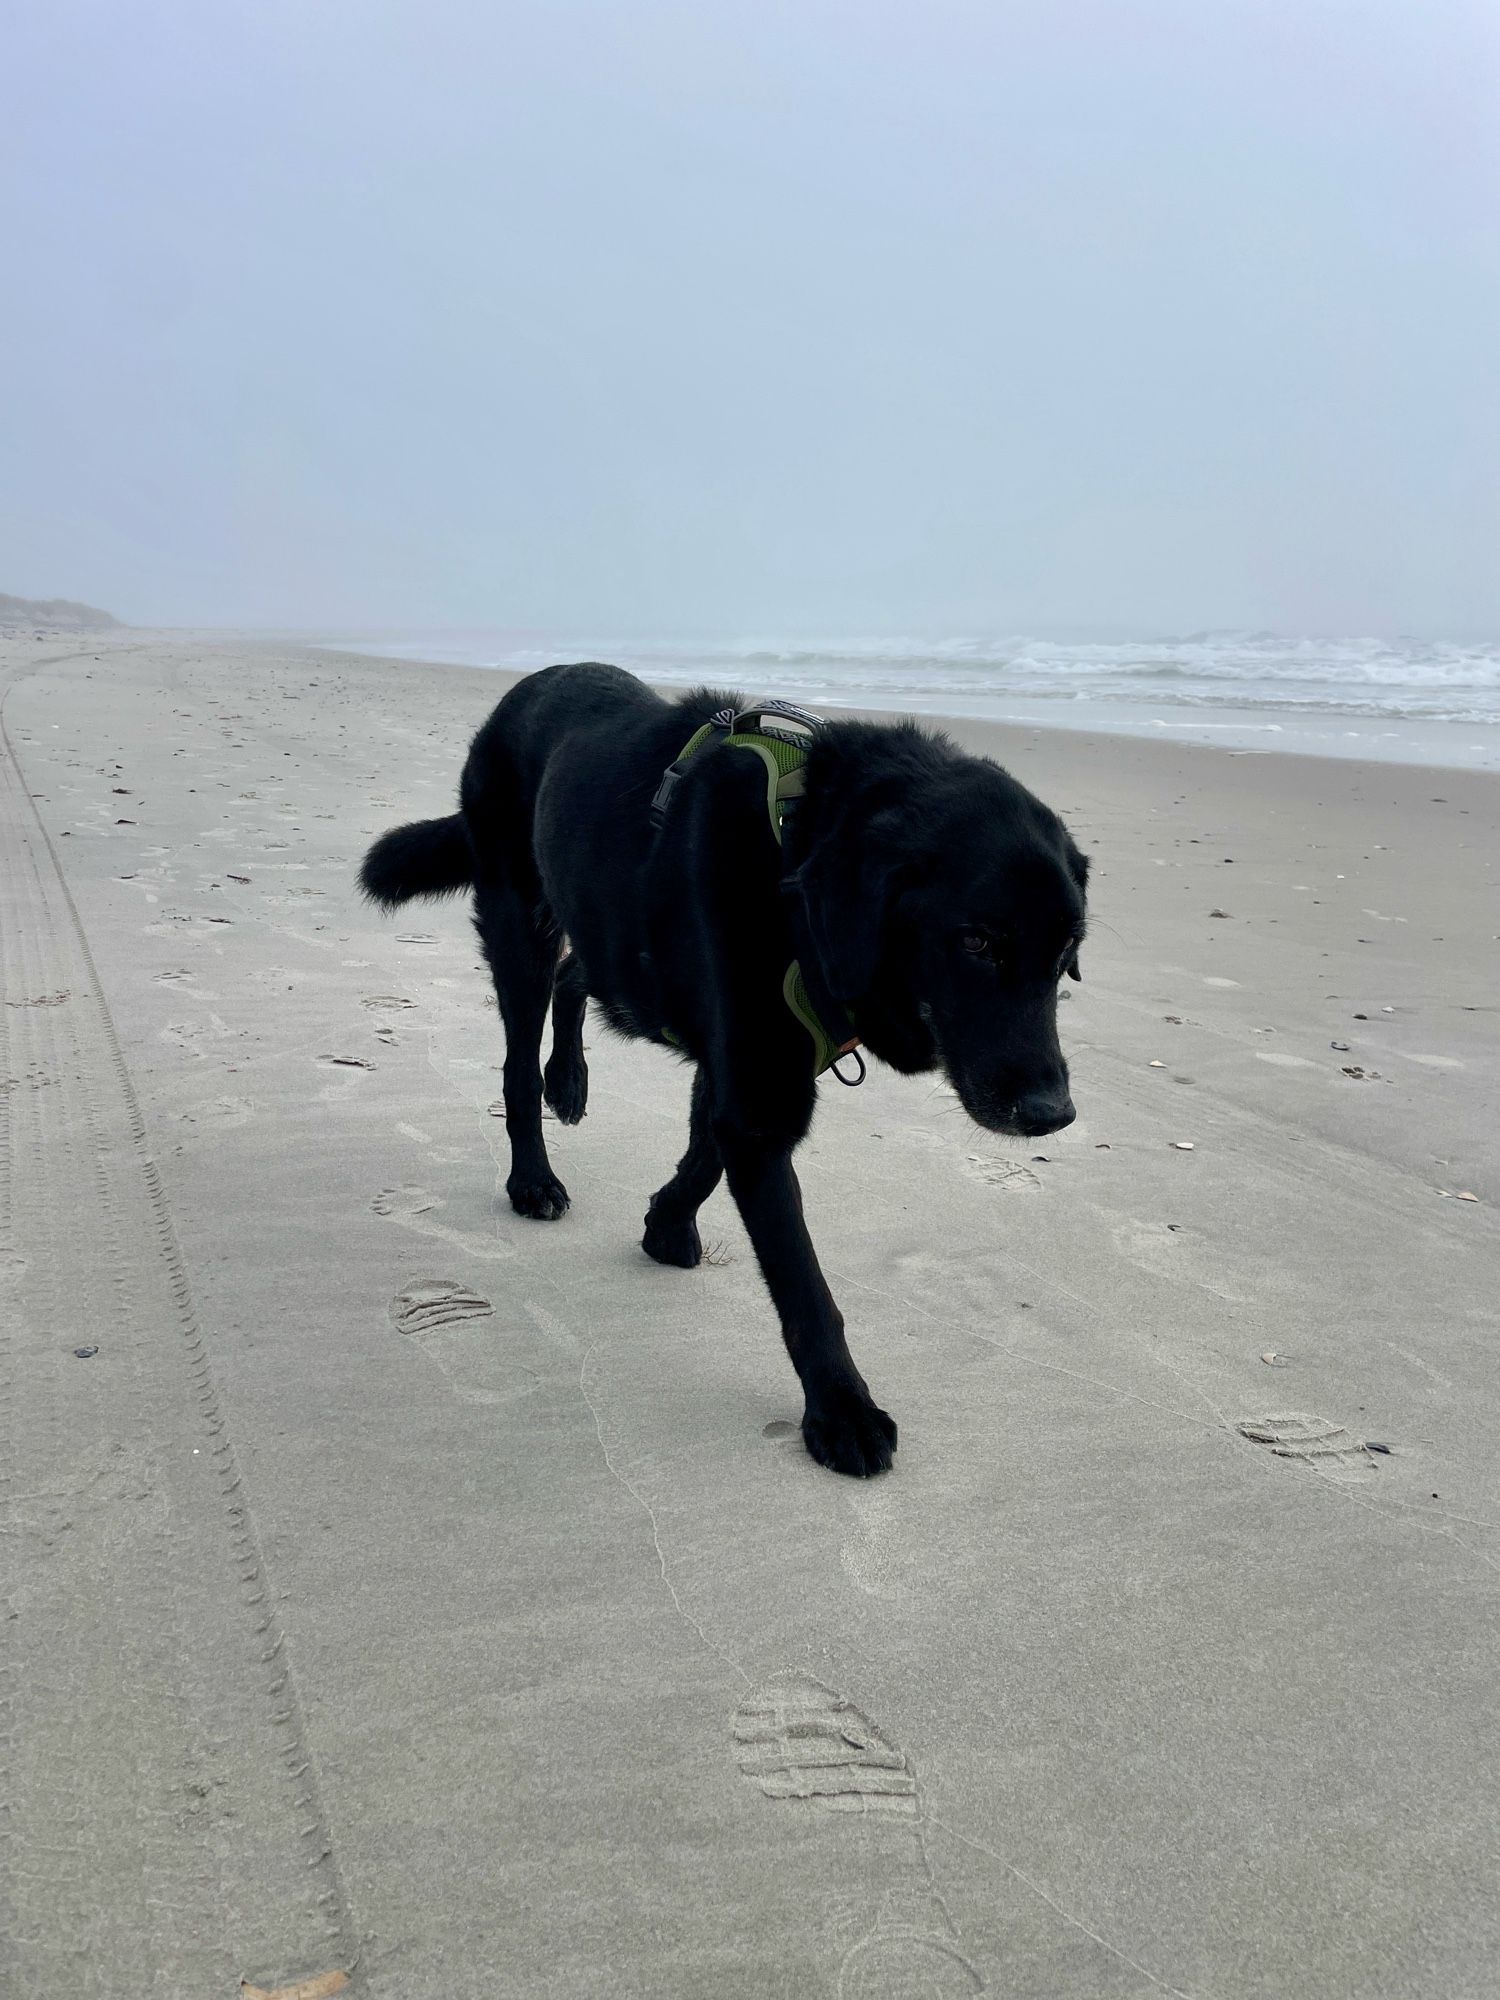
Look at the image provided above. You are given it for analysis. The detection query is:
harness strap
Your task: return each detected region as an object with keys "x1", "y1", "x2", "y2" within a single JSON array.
[
  {"x1": 781, "y1": 960, "x2": 862, "y2": 1080},
  {"x1": 724, "y1": 732, "x2": 807, "y2": 840},
  {"x1": 652, "y1": 702, "x2": 863, "y2": 1081}
]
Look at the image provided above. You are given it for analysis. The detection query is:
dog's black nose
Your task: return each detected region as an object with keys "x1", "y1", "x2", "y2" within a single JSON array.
[{"x1": 1016, "y1": 1092, "x2": 1075, "y2": 1136}]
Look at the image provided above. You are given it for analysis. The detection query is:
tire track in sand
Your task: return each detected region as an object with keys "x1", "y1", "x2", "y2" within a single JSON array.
[{"x1": 0, "y1": 652, "x2": 358, "y2": 1997}]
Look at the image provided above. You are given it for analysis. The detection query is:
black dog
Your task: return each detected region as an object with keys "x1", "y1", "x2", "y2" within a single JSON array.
[{"x1": 361, "y1": 663, "x2": 1088, "y2": 1477}]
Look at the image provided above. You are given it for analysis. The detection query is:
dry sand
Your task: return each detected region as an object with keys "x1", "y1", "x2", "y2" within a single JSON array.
[{"x1": 3, "y1": 632, "x2": 1497, "y2": 1999}]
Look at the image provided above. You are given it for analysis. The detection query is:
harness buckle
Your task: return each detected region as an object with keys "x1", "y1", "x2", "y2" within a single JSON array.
[
  {"x1": 648, "y1": 764, "x2": 683, "y2": 830},
  {"x1": 648, "y1": 707, "x2": 738, "y2": 831}
]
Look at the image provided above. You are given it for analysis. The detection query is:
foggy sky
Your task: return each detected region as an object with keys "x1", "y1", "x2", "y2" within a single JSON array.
[{"x1": 3, "y1": 1, "x2": 1496, "y2": 638}]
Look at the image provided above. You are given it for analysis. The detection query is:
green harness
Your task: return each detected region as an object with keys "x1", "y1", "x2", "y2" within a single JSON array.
[{"x1": 651, "y1": 705, "x2": 864, "y2": 1080}]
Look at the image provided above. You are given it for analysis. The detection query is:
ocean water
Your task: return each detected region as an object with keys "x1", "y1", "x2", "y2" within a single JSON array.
[{"x1": 328, "y1": 631, "x2": 1500, "y2": 771}]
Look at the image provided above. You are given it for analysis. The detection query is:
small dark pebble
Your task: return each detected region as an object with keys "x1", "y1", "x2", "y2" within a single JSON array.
[
  {"x1": 1331, "y1": 1040, "x2": 1350, "y2": 1051},
  {"x1": 1353, "y1": 1012, "x2": 1368, "y2": 1020},
  {"x1": 1365, "y1": 1442, "x2": 1393, "y2": 1455},
  {"x1": 73, "y1": 1345, "x2": 99, "y2": 1359},
  {"x1": 1031, "y1": 1155, "x2": 1048, "y2": 1163}
]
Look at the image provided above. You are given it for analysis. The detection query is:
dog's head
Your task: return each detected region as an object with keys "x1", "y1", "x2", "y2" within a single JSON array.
[{"x1": 789, "y1": 737, "x2": 1089, "y2": 1138}]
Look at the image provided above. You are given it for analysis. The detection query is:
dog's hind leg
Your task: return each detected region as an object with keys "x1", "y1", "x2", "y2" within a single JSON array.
[
  {"x1": 642, "y1": 1069, "x2": 723, "y2": 1268},
  {"x1": 473, "y1": 873, "x2": 570, "y2": 1220},
  {"x1": 542, "y1": 951, "x2": 589, "y2": 1125}
]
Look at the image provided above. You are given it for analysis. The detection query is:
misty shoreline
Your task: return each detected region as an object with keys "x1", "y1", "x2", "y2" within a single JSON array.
[{"x1": 310, "y1": 631, "x2": 1500, "y2": 775}]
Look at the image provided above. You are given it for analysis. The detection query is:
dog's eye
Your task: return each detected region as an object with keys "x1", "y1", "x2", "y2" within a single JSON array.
[{"x1": 960, "y1": 931, "x2": 993, "y2": 958}]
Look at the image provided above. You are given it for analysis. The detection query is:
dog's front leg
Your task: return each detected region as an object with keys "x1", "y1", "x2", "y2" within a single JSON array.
[{"x1": 718, "y1": 1131, "x2": 896, "y2": 1477}]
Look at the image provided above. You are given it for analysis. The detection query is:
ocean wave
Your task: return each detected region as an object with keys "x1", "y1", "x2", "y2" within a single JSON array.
[
  {"x1": 646, "y1": 634, "x2": 1500, "y2": 692},
  {"x1": 578, "y1": 633, "x2": 1500, "y2": 726},
  {"x1": 329, "y1": 628, "x2": 1500, "y2": 731}
]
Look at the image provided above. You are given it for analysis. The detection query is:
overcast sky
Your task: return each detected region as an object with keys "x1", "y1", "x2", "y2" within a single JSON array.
[{"x1": 3, "y1": 1, "x2": 1496, "y2": 637}]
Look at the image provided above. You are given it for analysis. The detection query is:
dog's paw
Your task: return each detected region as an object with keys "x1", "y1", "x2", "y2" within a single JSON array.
[
  {"x1": 507, "y1": 1172, "x2": 570, "y2": 1221},
  {"x1": 641, "y1": 1208, "x2": 702, "y2": 1269},
  {"x1": 543, "y1": 1057, "x2": 588, "y2": 1125},
  {"x1": 802, "y1": 1393, "x2": 898, "y2": 1478}
]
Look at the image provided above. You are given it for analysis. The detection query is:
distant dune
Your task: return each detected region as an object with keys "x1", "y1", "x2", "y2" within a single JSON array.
[{"x1": 0, "y1": 591, "x2": 123, "y2": 632}]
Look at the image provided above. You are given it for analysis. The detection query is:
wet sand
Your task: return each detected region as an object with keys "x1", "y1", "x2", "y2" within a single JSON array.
[{"x1": 4, "y1": 632, "x2": 1497, "y2": 1998}]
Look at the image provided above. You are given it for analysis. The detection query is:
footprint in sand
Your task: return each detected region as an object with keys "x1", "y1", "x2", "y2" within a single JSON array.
[
  {"x1": 371, "y1": 1184, "x2": 514, "y2": 1261},
  {"x1": 179, "y1": 1095, "x2": 254, "y2": 1130},
  {"x1": 389, "y1": 1279, "x2": 515, "y2": 1406},
  {"x1": 1237, "y1": 1412, "x2": 1377, "y2": 1479},
  {"x1": 732, "y1": 1673, "x2": 981, "y2": 1994},
  {"x1": 961, "y1": 1156, "x2": 1042, "y2": 1192},
  {"x1": 839, "y1": 1890, "x2": 983, "y2": 1998},
  {"x1": 159, "y1": 1016, "x2": 235, "y2": 1059},
  {"x1": 390, "y1": 1277, "x2": 494, "y2": 1335},
  {"x1": 1110, "y1": 1217, "x2": 1246, "y2": 1302},
  {"x1": 734, "y1": 1672, "x2": 916, "y2": 1815},
  {"x1": 363, "y1": 995, "x2": 415, "y2": 1045},
  {"x1": 841, "y1": 1485, "x2": 908, "y2": 1602},
  {"x1": 884, "y1": 1127, "x2": 1039, "y2": 1192},
  {"x1": 315, "y1": 1052, "x2": 378, "y2": 1102}
]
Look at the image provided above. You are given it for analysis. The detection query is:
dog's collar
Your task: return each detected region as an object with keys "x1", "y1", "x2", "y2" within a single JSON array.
[{"x1": 652, "y1": 702, "x2": 865, "y2": 1084}]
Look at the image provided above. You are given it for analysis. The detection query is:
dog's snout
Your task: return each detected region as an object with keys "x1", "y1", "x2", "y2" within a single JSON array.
[{"x1": 1015, "y1": 1091, "x2": 1075, "y2": 1137}]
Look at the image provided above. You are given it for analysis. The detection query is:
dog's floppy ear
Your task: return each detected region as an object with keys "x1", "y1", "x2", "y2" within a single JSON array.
[
  {"x1": 786, "y1": 798, "x2": 905, "y2": 1004},
  {"x1": 1065, "y1": 841, "x2": 1089, "y2": 981}
]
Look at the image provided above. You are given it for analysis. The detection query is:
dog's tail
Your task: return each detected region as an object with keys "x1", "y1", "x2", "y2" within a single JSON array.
[{"x1": 359, "y1": 815, "x2": 473, "y2": 909}]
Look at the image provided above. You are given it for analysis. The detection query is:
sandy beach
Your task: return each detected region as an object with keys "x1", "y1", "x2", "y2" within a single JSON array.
[{"x1": 4, "y1": 631, "x2": 1497, "y2": 1998}]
